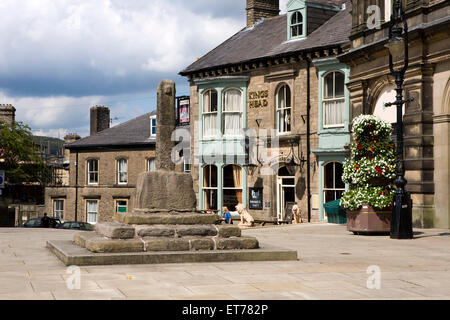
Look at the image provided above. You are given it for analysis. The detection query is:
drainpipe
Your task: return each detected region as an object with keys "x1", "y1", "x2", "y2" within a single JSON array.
[
  {"x1": 75, "y1": 151, "x2": 79, "y2": 222},
  {"x1": 306, "y1": 58, "x2": 311, "y2": 223}
]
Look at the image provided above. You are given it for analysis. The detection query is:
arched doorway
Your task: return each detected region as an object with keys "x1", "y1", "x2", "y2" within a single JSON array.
[{"x1": 277, "y1": 165, "x2": 296, "y2": 222}]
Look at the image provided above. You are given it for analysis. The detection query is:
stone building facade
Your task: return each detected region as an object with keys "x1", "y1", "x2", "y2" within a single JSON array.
[
  {"x1": 45, "y1": 107, "x2": 158, "y2": 223},
  {"x1": 180, "y1": 0, "x2": 351, "y2": 223},
  {"x1": 339, "y1": 0, "x2": 450, "y2": 228},
  {"x1": 45, "y1": 104, "x2": 190, "y2": 223}
]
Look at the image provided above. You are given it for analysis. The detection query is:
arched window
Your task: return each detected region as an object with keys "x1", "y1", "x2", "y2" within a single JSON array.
[
  {"x1": 202, "y1": 89, "x2": 218, "y2": 137},
  {"x1": 323, "y1": 71, "x2": 345, "y2": 127},
  {"x1": 324, "y1": 162, "x2": 345, "y2": 203},
  {"x1": 276, "y1": 84, "x2": 291, "y2": 133},
  {"x1": 222, "y1": 88, "x2": 242, "y2": 136},
  {"x1": 223, "y1": 165, "x2": 243, "y2": 211},
  {"x1": 290, "y1": 11, "x2": 303, "y2": 38},
  {"x1": 202, "y1": 165, "x2": 218, "y2": 211},
  {"x1": 117, "y1": 158, "x2": 127, "y2": 184}
]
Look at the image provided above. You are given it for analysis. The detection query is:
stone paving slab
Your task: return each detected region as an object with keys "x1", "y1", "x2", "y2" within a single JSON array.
[{"x1": 0, "y1": 225, "x2": 449, "y2": 300}]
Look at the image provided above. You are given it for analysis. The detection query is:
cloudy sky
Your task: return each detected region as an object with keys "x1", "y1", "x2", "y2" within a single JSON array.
[{"x1": 0, "y1": 0, "x2": 289, "y2": 139}]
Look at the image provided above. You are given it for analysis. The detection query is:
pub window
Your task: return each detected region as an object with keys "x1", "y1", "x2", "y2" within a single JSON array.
[
  {"x1": 86, "y1": 200, "x2": 98, "y2": 224},
  {"x1": 117, "y1": 159, "x2": 127, "y2": 184},
  {"x1": 87, "y1": 159, "x2": 98, "y2": 185},
  {"x1": 276, "y1": 84, "x2": 291, "y2": 134},
  {"x1": 183, "y1": 148, "x2": 191, "y2": 173},
  {"x1": 222, "y1": 88, "x2": 243, "y2": 136},
  {"x1": 323, "y1": 71, "x2": 345, "y2": 127},
  {"x1": 222, "y1": 165, "x2": 243, "y2": 212},
  {"x1": 202, "y1": 89, "x2": 218, "y2": 137},
  {"x1": 324, "y1": 162, "x2": 345, "y2": 203},
  {"x1": 290, "y1": 11, "x2": 303, "y2": 38},
  {"x1": 202, "y1": 165, "x2": 218, "y2": 211},
  {"x1": 53, "y1": 199, "x2": 64, "y2": 220}
]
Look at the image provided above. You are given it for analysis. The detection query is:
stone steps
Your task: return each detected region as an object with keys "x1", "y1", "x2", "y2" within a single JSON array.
[{"x1": 74, "y1": 231, "x2": 259, "y2": 254}]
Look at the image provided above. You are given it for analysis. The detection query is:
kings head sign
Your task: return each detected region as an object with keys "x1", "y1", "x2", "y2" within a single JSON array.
[{"x1": 248, "y1": 90, "x2": 268, "y2": 109}]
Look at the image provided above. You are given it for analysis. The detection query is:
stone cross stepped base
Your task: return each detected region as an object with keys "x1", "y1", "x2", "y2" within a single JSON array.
[{"x1": 73, "y1": 212, "x2": 259, "y2": 254}]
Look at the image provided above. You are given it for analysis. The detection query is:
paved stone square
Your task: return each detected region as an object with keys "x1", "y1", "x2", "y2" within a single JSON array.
[{"x1": 0, "y1": 224, "x2": 449, "y2": 300}]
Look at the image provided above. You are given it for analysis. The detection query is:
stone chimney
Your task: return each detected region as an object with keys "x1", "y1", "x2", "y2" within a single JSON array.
[
  {"x1": 90, "y1": 105, "x2": 110, "y2": 135},
  {"x1": 0, "y1": 104, "x2": 16, "y2": 126},
  {"x1": 63, "y1": 133, "x2": 80, "y2": 169},
  {"x1": 246, "y1": 0, "x2": 279, "y2": 28}
]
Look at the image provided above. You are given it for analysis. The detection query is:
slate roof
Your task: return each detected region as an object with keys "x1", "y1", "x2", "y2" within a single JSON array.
[
  {"x1": 66, "y1": 110, "x2": 157, "y2": 149},
  {"x1": 180, "y1": 1, "x2": 351, "y2": 75}
]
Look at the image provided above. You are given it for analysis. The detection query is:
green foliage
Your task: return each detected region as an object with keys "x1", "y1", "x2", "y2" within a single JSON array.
[
  {"x1": 340, "y1": 115, "x2": 396, "y2": 210},
  {"x1": 0, "y1": 121, "x2": 50, "y2": 184}
]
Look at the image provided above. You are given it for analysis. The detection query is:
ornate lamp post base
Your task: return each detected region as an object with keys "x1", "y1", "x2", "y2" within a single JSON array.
[{"x1": 391, "y1": 190, "x2": 413, "y2": 239}]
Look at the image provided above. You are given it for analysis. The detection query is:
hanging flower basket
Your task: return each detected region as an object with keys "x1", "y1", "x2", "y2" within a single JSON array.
[{"x1": 340, "y1": 115, "x2": 396, "y2": 235}]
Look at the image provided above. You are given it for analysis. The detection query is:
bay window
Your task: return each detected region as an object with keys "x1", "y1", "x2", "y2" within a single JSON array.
[
  {"x1": 222, "y1": 88, "x2": 243, "y2": 136},
  {"x1": 202, "y1": 89, "x2": 218, "y2": 137},
  {"x1": 323, "y1": 71, "x2": 345, "y2": 127}
]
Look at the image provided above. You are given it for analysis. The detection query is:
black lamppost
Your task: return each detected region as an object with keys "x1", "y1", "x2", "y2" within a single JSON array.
[{"x1": 384, "y1": 0, "x2": 413, "y2": 239}]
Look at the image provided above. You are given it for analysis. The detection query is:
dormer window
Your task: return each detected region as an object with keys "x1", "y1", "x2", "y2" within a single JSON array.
[
  {"x1": 290, "y1": 11, "x2": 303, "y2": 38},
  {"x1": 287, "y1": 0, "x2": 306, "y2": 40}
]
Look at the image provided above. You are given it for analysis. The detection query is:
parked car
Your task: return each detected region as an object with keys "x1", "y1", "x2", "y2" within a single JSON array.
[
  {"x1": 58, "y1": 221, "x2": 95, "y2": 231},
  {"x1": 20, "y1": 217, "x2": 61, "y2": 228}
]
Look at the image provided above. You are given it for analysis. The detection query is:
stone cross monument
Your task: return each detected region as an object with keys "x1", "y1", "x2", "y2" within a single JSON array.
[
  {"x1": 156, "y1": 80, "x2": 176, "y2": 171},
  {"x1": 133, "y1": 80, "x2": 196, "y2": 211}
]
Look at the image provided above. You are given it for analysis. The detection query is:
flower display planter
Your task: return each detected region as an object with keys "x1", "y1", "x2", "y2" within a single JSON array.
[
  {"x1": 340, "y1": 115, "x2": 396, "y2": 236},
  {"x1": 346, "y1": 204, "x2": 391, "y2": 234}
]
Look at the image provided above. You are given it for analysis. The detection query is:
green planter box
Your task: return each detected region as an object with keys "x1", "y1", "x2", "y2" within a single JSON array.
[{"x1": 324, "y1": 200, "x2": 347, "y2": 224}]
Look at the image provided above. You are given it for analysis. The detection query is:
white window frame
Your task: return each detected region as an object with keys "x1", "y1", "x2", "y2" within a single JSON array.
[
  {"x1": 86, "y1": 200, "x2": 98, "y2": 224},
  {"x1": 117, "y1": 158, "x2": 128, "y2": 185},
  {"x1": 202, "y1": 89, "x2": 218, "y2": 138},
  {"x1": 222, "y1": 88, "x2": 243, "y2": 136},
  {"x1": 323, "y1": 71, "x2": 345, "y2": 128},
  {"x1": 115, "y1": 199, "x2": 128, "y2": 213},
  {"x1": 202, "y1": 165, "x2": 218, "y2": 211},
  {"x1": 87, "y1": 159, "x2": 98, "y2": 185},
  {"x1": 150, "y1": 115, "x2": 157, "y2": 138},
  {"x1": 147, "y1": 158, "x2": 156, "y2": 171},
  {"x1": 276, "y1": 84, "x2": 292, "y2": 134},
  {"x1": 222, "y1": 164, "x2": 243, "y2": 212},
  {"x1": 53, "y1": 199, "x2": 64, "y2": 220},
  {"x1": 290, "y1": 11, "x2": 303, "y2": 39}
]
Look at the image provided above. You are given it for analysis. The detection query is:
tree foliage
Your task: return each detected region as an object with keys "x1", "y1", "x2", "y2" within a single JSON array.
[{"x1": 0, "y1": 121, "x2": 51, "y2": 184}]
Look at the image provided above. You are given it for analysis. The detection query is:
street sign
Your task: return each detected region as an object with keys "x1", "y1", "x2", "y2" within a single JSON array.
[{"x1": 0, "y1": 170, "x2": 5, "y2": 189}]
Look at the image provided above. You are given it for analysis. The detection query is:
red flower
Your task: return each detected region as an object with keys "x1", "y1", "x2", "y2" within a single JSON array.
[{"x1": 357, "y1": 145, "x2": 362, "y2": 150}]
